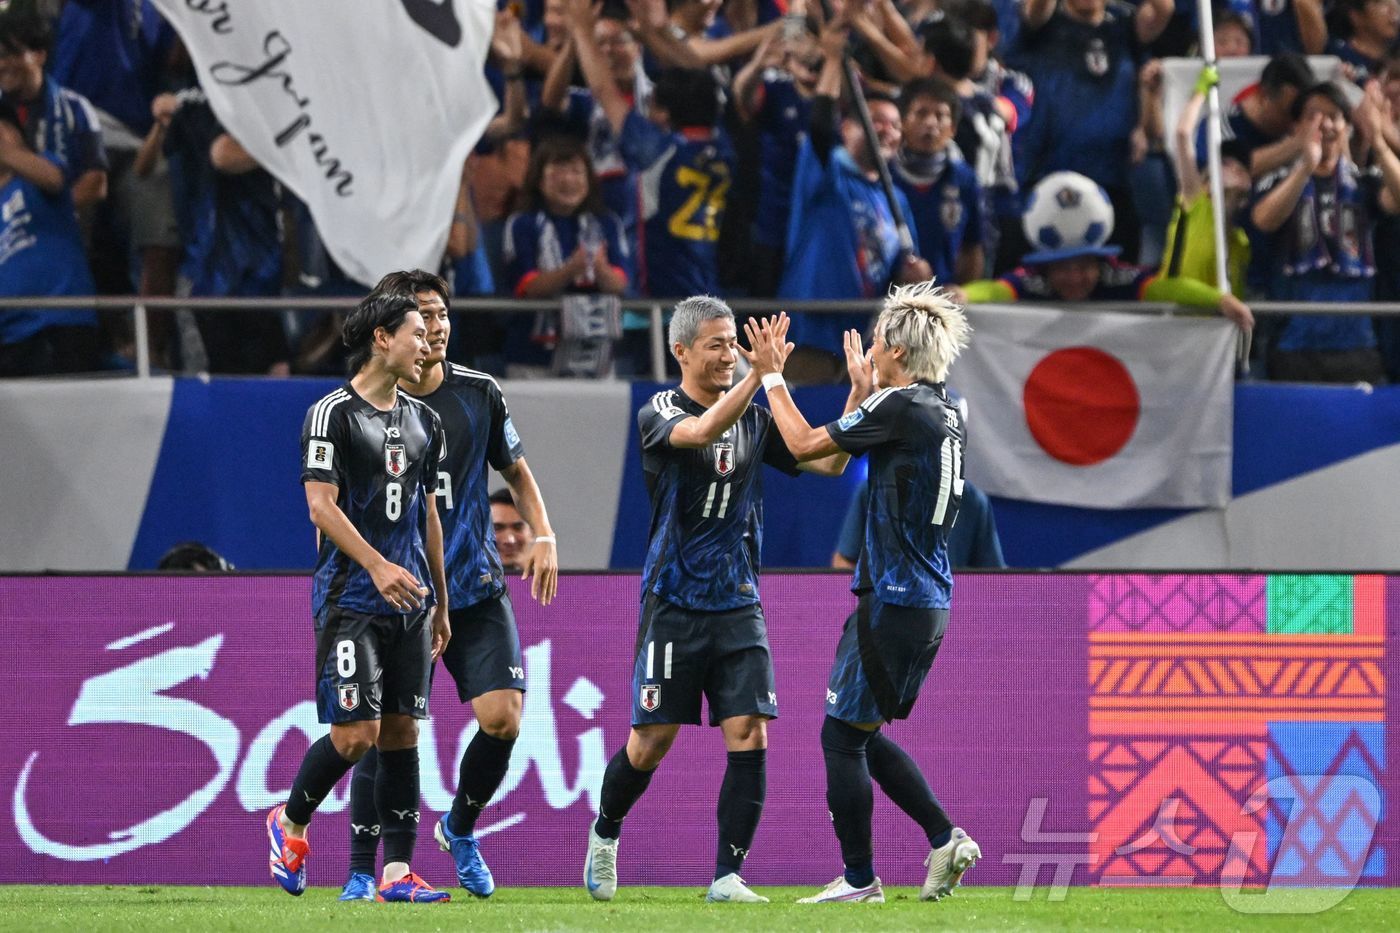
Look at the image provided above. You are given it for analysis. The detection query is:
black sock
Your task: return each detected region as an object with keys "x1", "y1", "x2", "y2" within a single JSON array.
[
  {"x1": 715, "y1": 748, "x2": 766, "y2": 880},
  {"x1": 376, "y1": 747, "x2": 421, "y2": 869},
  {"x1": 865, "y1": 731, "x2": 952, "y2": 848},
  {"x1": 285, "y1": 735, "x2": 356, "y2": 826},
  {"x1": 821, "y1": 716, "x2": 875, "y2": 887},
  {"x1": 449, "y1": 729, "x2": 517, "y2": 836},
  {"x1": 347, "y1": 747, "x2": 380, "y2": 876},
  {"x1": 593, "y1": 746, "x2": 656, "y2": 840}
]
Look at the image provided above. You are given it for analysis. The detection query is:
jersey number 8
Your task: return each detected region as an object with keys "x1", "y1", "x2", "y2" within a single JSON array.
[{"x1": 386, "y1": 482, "x2": 402, "y2": 521}]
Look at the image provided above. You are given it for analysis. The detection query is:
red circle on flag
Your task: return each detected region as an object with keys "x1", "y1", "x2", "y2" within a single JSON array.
[{"x1": 1022, "y1": 347, "x2": 1140, "y2": 466}]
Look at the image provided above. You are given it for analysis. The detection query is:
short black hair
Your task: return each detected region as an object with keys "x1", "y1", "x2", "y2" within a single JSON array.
[
  {"x1": 947, "y1": 0, "x2": 999, "y2": 33},
  {"x1": 1219, "y1": 138, "x2": 1250, "y2": 168},
  {"x1": 157, "y1": 541, "x2": 234, "y2": 572},
  {"x1": 488, "y1": 488, "x2": 516, "y2": 507},
  {"x1": 1291, "y1": 81, "x2": 1354, "y2": 123},
  {"x1": 921, "y1": 17, "x2": 976, "y2": 81},
  {"x1": 1260, "y1": 52, "x2": 1315, "y2": 96},
  {"x1": 343, "y1": 289, "x2": 421, "y2": 375},
  {"x1": 0, "y1": 9, "x2": 51, "y2": 56},
  {"x1": 653, "y1": 67, "x2": 721, "y2": 129},
  {"x1": 1213, "y1": 8, "x2": 1254, "y2": 49},
  {"x1": 373, "y1": 269, "x2": 451, "y2": 312},
  {"x1": 899, "y1": 77, "x2": 963, "y2": 124}
]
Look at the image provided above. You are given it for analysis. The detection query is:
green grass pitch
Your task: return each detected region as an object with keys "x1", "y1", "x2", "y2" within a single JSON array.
[{"x1": 0, "y1": 885, "x2": 1395, "y2": 932}]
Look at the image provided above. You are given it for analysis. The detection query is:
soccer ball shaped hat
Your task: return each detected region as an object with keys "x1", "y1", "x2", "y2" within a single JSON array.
[{"x1": 1020, "y1": 171, "x2": 1120, "y2": 265}]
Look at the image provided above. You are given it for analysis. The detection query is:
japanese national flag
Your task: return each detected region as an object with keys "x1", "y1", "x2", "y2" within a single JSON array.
[{"x1": 949, "y1": 305, "x2": 1235, "y2": 509}]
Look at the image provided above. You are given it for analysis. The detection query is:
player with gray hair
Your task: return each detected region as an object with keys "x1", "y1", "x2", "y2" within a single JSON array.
[
  {"x1": 583, "y1": 301, "x2": 867, "y2": 904},
  {"x1": 748, "y1": 281, "x2": 980, "y2": 904}
]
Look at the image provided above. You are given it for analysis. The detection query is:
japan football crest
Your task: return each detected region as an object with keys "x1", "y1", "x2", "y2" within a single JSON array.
[
  {"x1": 385, "y1": 444, "x2": 407, "y2": 477},
  {"x1": 338, "y1": 684, "x2": 360, "y2": 712},
  {"x1": 640, "y1": 683, "x2": 661, "y2": 712},
  {"x1": 941, "y1": 186, "x2": 963, "y2": 230},
  {"x1": 712, "y1": 442, "x2": 735, "y2": 476},
  {"x1": 1084, "y1": 38, "x2": 1109, "y2": 77}
]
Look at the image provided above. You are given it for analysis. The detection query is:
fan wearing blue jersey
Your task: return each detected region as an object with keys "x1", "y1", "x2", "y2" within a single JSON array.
[
  {"x1": 266, "y1": 288, "x2": 451, "y2": 904},
  {"x1": 335, "y1": 271, "x2": 559, "y2": 902},
  {"x1": 750, "y1": 283, "x2": 983, "y2": 905},
  {"x1": 566, "y1": 0, "x2": 734, "y2": 302},
  {"x1": 582, "y1": 299, "x2": 861, "y2": 905}
]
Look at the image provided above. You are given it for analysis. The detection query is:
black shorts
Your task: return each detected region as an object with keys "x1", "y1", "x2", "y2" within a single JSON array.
[
  {"x1": 315, "y1": 606, "x2": 433, "y2": 724},
  {"x1": 437, "y1": 592, "x2": 526, "y2": 702},
  {"x1": 825, "y1": 594, "x2": 948, "y2": 724},
  {"x1": 630, "y1": 593, "x2": 778, "y2": 727}
]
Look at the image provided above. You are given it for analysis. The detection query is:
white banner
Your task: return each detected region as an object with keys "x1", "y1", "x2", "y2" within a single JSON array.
[
  {"x1": 1160, "y1": 56, "x2": 1346, "y2": 164},
  {"x1": 151, "y1": 0, "x2": 497, "y2": 286},
  {"x1": 950, "y1": 305, "x2": 1235, "y2": 509}
]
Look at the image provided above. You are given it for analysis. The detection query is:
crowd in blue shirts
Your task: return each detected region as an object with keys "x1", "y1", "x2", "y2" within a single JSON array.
[{"x1": 3, "y1": 0, "x2": 1400, "y2": 381}]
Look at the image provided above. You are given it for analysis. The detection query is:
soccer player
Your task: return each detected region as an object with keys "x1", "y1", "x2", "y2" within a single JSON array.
[
  {"x1": 337, "y1": 270, "x2": 559, "y2": 902},
  {"x1": 266, "y1": 287, "x2": 451, "y2": 903},
  {"x1": 490, "y1": 487, "x2": 539, "y2": 575},
  {"x1": 582, "y1": 299, "x2": 860, "y2": 904},
  {"x1": 747, "y1": 283, "x2": 982, "y2": 904}
]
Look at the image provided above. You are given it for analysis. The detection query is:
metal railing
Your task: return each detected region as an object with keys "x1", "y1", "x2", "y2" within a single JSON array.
[{"x1": 4, "y1": 295, "x2": 1398, "y2": 381}]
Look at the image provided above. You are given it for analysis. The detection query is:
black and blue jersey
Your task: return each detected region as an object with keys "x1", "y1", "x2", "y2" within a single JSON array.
[
  {"x1": 302, "y1": 385, "x2": 444, "y2": 616},
  {"x1": 411, "y1": 363, "x2": 526, "y2": 609},
  {"x1": 825, "y1": 382, "x2": 966, "y2": 609},
  {"x1": 639, "y1": 388, "x2": 800, "y2": 611}
]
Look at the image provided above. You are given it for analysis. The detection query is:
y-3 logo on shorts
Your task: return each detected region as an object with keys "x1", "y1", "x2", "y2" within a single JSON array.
[
  {"x1": 509, "y1": 666, "x2": 525, "y2": 680},
  {"x1": 826, "y1": 689, "x2": 838, "y2": 705}
]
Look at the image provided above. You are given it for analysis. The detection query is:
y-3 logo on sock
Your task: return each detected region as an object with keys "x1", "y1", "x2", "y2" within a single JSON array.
[
  {"x1": 351, "y1": 823, "x2": 381, "y2": 836},
  {"x1": 391, "y1": 809, "x2": 420, "y2": 823},
  {"x1": 730, "y1": 844, "x2": 749, "y2": 859},
  {"x1": 463, "y1": 795, "x2": 486, "y2": 809}
]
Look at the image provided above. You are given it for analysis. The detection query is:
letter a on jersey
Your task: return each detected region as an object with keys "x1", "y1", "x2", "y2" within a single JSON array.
[
  {"x1": 640, "y1": 683, "x2": 661, "y2": 712},
  {"x1": 713, "y1": 442, "x2": 734, "y2": 476},
  {"x1": 385, "y1": 445, "x2": 407, "y2": 477}
]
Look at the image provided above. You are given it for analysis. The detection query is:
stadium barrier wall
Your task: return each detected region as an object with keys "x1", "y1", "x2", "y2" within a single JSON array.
[
  {"x1": 2, "y1": 572, "x2": 1391, "y2": 889},
  {"x1": 6, "y1": 378, "x2": 1400, "y2": 573}
]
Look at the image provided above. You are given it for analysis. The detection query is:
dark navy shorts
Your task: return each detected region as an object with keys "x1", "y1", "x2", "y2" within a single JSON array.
[
  {"x1": 437, "y1": 592, "x2": 526, "y2": 702},
  {"x1": 825, "y1": 594, "x2": 948, "y2": 724},
  {"x1": 631, "y1": 592, "x2": 778, "y2": 727},
  {"x1": 315, "y1": 606, "x2": 432, "y2": 724}
]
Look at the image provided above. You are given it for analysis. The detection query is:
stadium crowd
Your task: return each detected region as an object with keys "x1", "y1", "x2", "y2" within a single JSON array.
[{"x1": 3, "y1": 0, "x2": 1400, "y2": 382}]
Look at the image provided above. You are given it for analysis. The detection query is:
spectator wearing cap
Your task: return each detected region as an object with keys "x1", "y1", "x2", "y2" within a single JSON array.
[
  {"x1": 1249, "y1": 81, "x2": 1400, "y2": 382},
  {"x1": 959, "y1": 171, "x2": 1254, "y2": 330},
  {"x1": 1009, "y1": 0, "x2": 1175, "y2": 263}
]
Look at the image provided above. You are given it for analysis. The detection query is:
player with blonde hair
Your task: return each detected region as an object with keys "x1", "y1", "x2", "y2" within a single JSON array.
[{"x1": 748, "y1": 282, "x2": 980, "y2": 904}]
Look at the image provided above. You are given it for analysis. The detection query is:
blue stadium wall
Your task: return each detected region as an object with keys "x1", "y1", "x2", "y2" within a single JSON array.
[{"x1": 2, "y1": 379, "x2": 1399, "y2": 571}]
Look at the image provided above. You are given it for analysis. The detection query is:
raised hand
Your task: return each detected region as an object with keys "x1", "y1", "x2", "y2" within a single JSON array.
[{"x1": 843, "y1": 328, "x2": 875, "y2": 398}]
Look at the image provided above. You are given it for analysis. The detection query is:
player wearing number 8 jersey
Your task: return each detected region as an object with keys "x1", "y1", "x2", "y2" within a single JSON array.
[
  {"x1": 583, "y1": 297, "x2": 862, "y2": 905},
  {"x1": 336, "y1": 271, "x2": 559, "y2": 902},
  {"x1": 266, "y1": 287, "x2": 451, "y2": 903},
  {"x1": 750, "y1": 281, "x2": 982, "y2": 905}
]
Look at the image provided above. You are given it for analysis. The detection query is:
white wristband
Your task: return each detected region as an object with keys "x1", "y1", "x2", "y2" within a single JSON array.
[
  {"x1": 534, "y1": 535, "x2": 556, "y2": 544},
  {"x1": 761, "y1": 373, "x2": 786, "y2": 392}
]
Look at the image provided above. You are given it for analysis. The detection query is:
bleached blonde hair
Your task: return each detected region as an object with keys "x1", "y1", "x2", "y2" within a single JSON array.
[{"x1": 874, "y1": 280, "x2": 971, "y2": 382}]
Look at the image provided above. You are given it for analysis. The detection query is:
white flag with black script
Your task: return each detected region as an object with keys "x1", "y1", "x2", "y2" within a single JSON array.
[{"x1": 151, "y1": 0, "x2": 496, "y2": 286}]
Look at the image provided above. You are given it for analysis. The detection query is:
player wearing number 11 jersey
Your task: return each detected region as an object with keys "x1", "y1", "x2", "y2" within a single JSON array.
[
  {"x1": 750, "y1": 281, "x2": 982, "y2": 905},
  {"x1": 583, "y1": 298, "x2": 862, "y2": 905}
]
